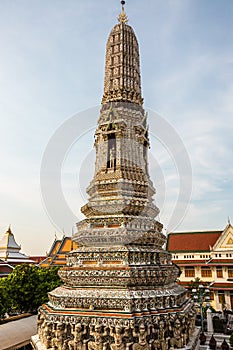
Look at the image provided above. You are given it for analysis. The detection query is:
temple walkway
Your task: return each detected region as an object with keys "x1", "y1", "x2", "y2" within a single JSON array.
[{"x1": 0, "y1": 315, "x2": 36, "y2": 350}]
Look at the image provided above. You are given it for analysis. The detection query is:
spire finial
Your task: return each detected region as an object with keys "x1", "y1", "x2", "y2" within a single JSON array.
[
  {"x1": 228, "y1": 216, "x2": 231, "y2": 225},
  {"x1": 118, "y1": 0, "x2": 128, "y2": 24},
  {"x1": 6, "y1": 225, "x2": 12, "y2": 234}
]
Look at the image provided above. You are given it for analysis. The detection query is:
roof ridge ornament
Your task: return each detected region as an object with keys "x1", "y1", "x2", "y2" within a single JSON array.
[
  {"x1": 6, "y1": 225, "x2": 12, "y2": 234},
  {"x1": 118, "y1": 0, "x2": 128, "y2": 24}
]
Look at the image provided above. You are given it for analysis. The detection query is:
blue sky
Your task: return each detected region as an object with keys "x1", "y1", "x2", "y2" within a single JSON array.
[{"x1": 0, "y1": 0, "x2": 232, "y2": 255}]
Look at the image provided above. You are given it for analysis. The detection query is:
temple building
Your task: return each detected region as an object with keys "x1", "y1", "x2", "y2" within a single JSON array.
[
  {"x1": 32, "y1": 2, "x2": 197, "y2": 350},
  {"x1": 0, "y1": 226, "x2": 35, "y2": 266},
  {"x1": 40, "y1": 236, "x2": 77, "y2": 267},
  {"x1": 167, "y1": 221, "x2": 233, "y2": 311},
  {"x1": 0, "y1": 259, "x2": 13, "y2": 277}
]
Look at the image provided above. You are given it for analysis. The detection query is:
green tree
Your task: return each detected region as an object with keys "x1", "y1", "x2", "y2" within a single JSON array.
[
  {"x1": 35, "y1": 266, "x2": 62, "y2": 306},
  {"x1": 5, "y1": 264, "x2": 62, "y2": 314},
  {"x1": 190, "y1": 277, "x2": 202, "y2": 290},
  {"x1": 0, "y1": 278, "x2": 10, "y2": 319}
]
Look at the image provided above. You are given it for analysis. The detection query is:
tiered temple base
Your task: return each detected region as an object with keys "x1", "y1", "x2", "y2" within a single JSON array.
[{"x1": 32, "y1": 230, "x2": 197, "y2": 350}]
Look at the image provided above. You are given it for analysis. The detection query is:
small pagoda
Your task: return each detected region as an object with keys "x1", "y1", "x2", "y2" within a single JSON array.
[
  {"x1": 32, "y1": 2, "x2": 198, "y2": 350},
  {"x1": 0, "y1": 226, "x2": 35, "y2": 266}
]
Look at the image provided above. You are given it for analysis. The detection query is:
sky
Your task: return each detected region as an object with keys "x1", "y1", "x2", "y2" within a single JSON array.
[{"x1": 0, "y1": 0, "x2": 232, "y2": 255}]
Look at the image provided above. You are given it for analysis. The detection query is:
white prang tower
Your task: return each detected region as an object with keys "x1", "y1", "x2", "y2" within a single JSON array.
[{"x1": 32, "y1": 2, "x2": 198, "y2": 350}]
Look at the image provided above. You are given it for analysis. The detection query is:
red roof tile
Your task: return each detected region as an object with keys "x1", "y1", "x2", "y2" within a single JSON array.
[
  {"x1": 167, "y1": 231, "x2": 222, "y2": 252},
  {"x1": 173, "y1": 260, "x2": 209, "y2": 266},
  {"x1": 207, "y1": 259, "x2": 233, "y2": 265},
  {"x1": 210, "y1": 283, "x2": 233, "y2": 290},
  {"x1": 29, "y1": 256, "x2": 46, "y2": 263},
  {"x1": 0, "y1": 261, "x2": 13, "y2": 277},
  {"x1": 178, "y1": 281, "x2": 193, "y2": 286}
]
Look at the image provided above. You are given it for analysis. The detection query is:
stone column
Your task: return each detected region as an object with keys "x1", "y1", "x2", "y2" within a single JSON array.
[{"x1": 207, "y1": 307, "x2": 214, "y2": 334}]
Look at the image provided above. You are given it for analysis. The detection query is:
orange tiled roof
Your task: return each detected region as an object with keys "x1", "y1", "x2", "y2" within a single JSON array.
[
  {"x1": 50, "y1": 240, "x2": 62, "y2": 257},
  {"x1": 167, "y1": 231, "x2": 222, "y2": 252},
  {"x1": 40, "y1": 237, "x2": 77, "y2": 267}
]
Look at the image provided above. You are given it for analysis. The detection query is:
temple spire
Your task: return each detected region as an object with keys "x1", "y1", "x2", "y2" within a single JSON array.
[
  {"x1": 118, "y1": 0, "x2": 128, "y2": 24},
  {"x1": 32, "y1": 5, "x2": 197, "y2": 349},
  {"x1": 102, "y1": 1, "x2": 143, "y2": 105}
]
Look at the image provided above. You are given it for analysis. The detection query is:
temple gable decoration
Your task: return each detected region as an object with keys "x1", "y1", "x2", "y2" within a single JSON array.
[{"x1": 213, "y1": 223, "x2": 233, "y2": 251}]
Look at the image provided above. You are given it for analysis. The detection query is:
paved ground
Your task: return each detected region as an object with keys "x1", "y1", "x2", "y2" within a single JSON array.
[{"x1": 0, "y1": 315, "x2": 37, "y2": 350}]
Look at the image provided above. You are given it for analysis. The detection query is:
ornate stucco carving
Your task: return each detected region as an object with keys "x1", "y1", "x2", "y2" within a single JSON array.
[
  {"x1": 102, "y1": 22, "x2": 143, "y2": 106},
  {"x1": 32, "y1": 4, "x2": 197, "y2": 350}
]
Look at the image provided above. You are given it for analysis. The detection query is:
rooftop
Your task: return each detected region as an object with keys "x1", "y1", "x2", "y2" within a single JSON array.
[{"x1": 167, "y1": 230, "x2": 222, "y2": 252}]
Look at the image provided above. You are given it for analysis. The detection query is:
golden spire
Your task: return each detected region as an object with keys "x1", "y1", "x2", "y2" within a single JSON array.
[{"x1": 118, "y1": 0, "x2": 128, "y2": 24}]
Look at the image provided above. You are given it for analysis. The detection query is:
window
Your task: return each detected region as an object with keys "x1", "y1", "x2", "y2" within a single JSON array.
[
  {"x1": 216, "y1": 267, "x2": 223, "y2": 278},
  {"x1": 185, "y1": 267, "x2": 195, "y2": 277},
  {"x1": 210, "y1": 291, "x2": 214, "y2": 300},
  {"x1": 218, "y1": 291, "x2": 225, "y2": 305},
  {"x1": 201, "y1": 267, "x2": 212, "y2": 278},
  {"x1": 228, "y1": 268, "x2": 233, "y2": 278}
]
